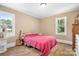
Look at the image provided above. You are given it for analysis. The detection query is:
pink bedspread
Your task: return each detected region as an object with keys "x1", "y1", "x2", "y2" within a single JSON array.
[{"x1": 23, "y1": 34, "x2": 57, "y2": 56}]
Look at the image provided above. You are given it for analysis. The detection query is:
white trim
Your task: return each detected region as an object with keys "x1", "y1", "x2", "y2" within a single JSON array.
[
  {"x1": 57, "y1": 39, "x2": 72, "y2": 45},
  {"x1": 7, "y1": 42, "x2": 16, "y2": 48}
]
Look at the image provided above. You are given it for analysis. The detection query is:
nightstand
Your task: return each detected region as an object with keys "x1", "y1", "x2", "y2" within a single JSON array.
[{"x1": 16, "y1": 35, "x2": 23, "y2": 46}]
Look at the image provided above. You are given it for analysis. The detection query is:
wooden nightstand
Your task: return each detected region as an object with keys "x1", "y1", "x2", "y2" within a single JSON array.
[
  {"x1": 16, "y1": 35, "x2": 23, "y2": 46},
  {"x1": 16, "y1": 30, "x2": 24, "y2": 46}
]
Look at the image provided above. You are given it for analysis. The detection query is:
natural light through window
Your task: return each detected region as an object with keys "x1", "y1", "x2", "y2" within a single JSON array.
[{"x1": 0, "y1": 11, "x2": 15, "y2": 37}]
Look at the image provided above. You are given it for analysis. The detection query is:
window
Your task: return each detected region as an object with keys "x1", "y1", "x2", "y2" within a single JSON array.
[
  {"x1": 0, "y1": 11, "x2": 15, "y2": 37},
  {"x1": 56, "y1": 16, "x2": 67, "y2": 35}
]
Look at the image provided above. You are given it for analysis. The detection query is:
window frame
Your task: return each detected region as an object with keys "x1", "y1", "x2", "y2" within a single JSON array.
[{"x1": 0, "y1": 11, "x2": 15, "y2": 37}]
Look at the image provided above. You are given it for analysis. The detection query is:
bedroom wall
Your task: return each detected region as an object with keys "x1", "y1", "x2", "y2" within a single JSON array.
[
  {"x1": 1, "y1": 5, "x2": 79, "y2": 44},
  {"x1": 0, "y1": 5, "x2": 40, "y2": 35},
  {"x1": 40, "y1": 10, "x2": 79, "y2": 42},
  {"x1": 0, "y1": 5, "x2": 40, "y2": 46}
]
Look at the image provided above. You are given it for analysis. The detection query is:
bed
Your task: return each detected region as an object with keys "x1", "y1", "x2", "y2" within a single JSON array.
[{"x1": 23, "y1": 34, "x2": 57, "y2": 56}]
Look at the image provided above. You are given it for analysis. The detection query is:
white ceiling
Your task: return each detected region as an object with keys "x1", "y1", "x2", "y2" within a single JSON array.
[{"x1": 1, "y1": 3, "x2": 79, "y2": 19}]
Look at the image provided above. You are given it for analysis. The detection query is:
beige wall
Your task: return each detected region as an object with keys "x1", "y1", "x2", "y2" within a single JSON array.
[
  {"x1": 0, "y1": 5, "x2": 40, "y2": 35},
  {"x1": 40, "y1": 10, "x2": 79, "y2": 41},
  {"x1": 0, "y1": 5, "x2": 40, "y2": 43},
  {"x1": 1, "y1": 5, "x2": 79, "y2": 42}
]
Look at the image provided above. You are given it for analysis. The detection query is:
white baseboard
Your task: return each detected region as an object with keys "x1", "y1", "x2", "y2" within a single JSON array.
[
  {"x1": 57, "y1": 39, "x2": 72, "y2": 45},
  {"x1": 7, "y1": 42, "x2": 16, "y2": 48}
]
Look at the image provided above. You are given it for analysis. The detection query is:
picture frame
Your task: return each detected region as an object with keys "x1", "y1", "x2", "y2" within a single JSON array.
[{"x1": 56, "y1": 16, "x2": 67, "y2": 35}]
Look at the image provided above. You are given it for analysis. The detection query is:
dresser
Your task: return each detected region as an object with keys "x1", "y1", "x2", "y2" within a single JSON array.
[
  {"x1": 72, "y1": 24, "x2": 79, "y2": 50},
  {"x1": 0, "y1": 32, "x2": 7, "y2": 53},
  {"x1": 75, "y1": 34, "x2": 79, "y2": 55}
]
